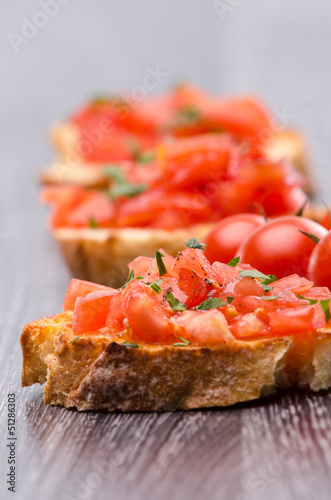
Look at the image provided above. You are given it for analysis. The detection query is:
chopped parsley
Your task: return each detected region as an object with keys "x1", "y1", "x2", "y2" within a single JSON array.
[
  {"x1": 195, "y1": 297, "x2": 226, "y2": 310},
  {"x1": 261, "y1": 295, "x2": 278, "y2": 301},
  {"x1": 239, "y1": 270, "x2": 277, "y2": 292},
  {"x1": 104, "y1": 165, "x2": 126, "y2": 184},
  {"x1": 173, "y1": 336, "x2": 190, "y2": 347},
  {"x1": 89, "y1": 217, "x2": 99, "y2": 228},
  {"x1": 296, "y1": 293, "x2": 317, "y2": 305},
  {"x1": 321, "y1": 299, "x2": 331, "y2": 323},
  {"x1": 227, "y1": 296, "x2": 234, "y2": 304},
  {"x1": 149, "y1": 279, "x2": 163, "y2": 294},
  {"x1": 155, "y1": 250, "x2": 167, "y2": 276},
  {"x1": 136, "y1": 151, "x2": 156, "y2": 164},
  {"x1": 177, "y1": 107, "x2": 201, "y2": 123},
  {"x1": 122, "y1": 342, "x2": 139, "y2": 348},
  {"x1": 69, "y1": 336, "x2": 80, "y2": 343},
  {"x1": 165, "y1": 292, "x2": 187, "y2": 311},
  {"x1": 109, "y1": 182, "x2": 147, "y2": 200},
  {"x1": 227, "y1": 256, "x2": 240, "y2": 267},
  {"x1": 185, "y1": 238, "x2": 206, "y2": 250}
]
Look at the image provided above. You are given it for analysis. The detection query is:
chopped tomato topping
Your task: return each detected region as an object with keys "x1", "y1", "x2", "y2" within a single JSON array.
[
  {"x1": 63, "y1": 246, "x2": 331, "y2": 344},
  {"x1": 63, "y1": 279, "x2": 111, "y2": 311},
  {"x1": 71, "y1": 290, "x2": 118, "y2": 334}
]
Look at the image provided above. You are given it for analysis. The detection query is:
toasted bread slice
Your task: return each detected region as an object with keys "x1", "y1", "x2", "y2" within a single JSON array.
[
  {"x1": 21, "y1": 312, "x2": 331, "y2": 411},
  {"x1": 41, "y1": 123, "x2": 312, "y2": 190},
  {"x1": 54, "y1": 225, "x2": 212, "y2": 287}
]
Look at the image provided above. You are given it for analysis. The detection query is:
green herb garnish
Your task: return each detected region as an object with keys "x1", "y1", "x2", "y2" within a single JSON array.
[
  {"x1": 89, "y1": 217, "x2": 99, "y2": 228},
  {"x1": 177, "y1": 107, "x2": 201, "y2": 123},
  {"x1": 104, "y1": 165, "x2": 126, "y2": 184},
  {"x1": 109, "y1": 182, "x2": 147, "y2": 200},
  {"x1": 122, "y1": 342, "x2": 139, "y2": 348},
  {"x1": 227, "y1": 296, "x2": 234, "y2": 304},
  {"x1": 69, "y1": 336, "x2": 80, "y2": 343},
  {"x1": 120, "y1": 269, "x2": 136, "y2": 289},
  {"x1": 261, "y1": 295, "x2": 278, "y2": 301},
  {"x1": 185, "y1": 238, "x2": 206, "y2": 250},
  {"x1": 149, "y1": 279, "x2": 163, "y2": 294},
  {"x1": 136, "y1": 151, "x2": 156, "y2": 164},
  {"x1": 155, "y1": 250, "x2": 167, "y2": 276},
  {"x1": 298, "y1": 230, "x2": 320, "y2": 244},
  {"x1": 165, "y1": 292, "x2": 187, "y2": 311},
  {"x1": 227, "y1": 256, "x2": 240, "y2": 267},
  {"x1": 195, "y1": 298, "x2": 226, "y2": 310},
  {"x1": 239, "y1": 270, "x2": 277, "y2": 292},
  {"x1": 173, "y1": 336, "x2": 191, "y2": 347},
  {"x1": 296, "y1": 293, "x2": 317, "y2": 305},
  {"x1": 321, "y1": 299, "x2": 331, "y2": 323}
]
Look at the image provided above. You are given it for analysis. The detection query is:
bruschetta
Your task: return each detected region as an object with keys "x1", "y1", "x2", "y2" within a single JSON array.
[
  {"x1": 40, "y1": 85, "x2": 312, "y2": 192},
  {"x1": 21, "y1": 242, "x2": 331, "y2": 411},
  {"x1": 41, "y1": 133, "x2": 311, "y2": 286}
]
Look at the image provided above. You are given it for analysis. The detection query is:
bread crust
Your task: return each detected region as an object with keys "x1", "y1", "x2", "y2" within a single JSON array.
[
  {"x1": 21, "y1": 313, "x2": 331, "y2": 411},
  {"x1": 54, "y1": 225, "x2": 213, "y2": 287}
]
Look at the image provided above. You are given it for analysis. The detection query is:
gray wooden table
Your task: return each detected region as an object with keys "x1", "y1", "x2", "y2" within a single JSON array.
[{"x1": 2, "y1": 2, "x2": 331, "y2": 499}]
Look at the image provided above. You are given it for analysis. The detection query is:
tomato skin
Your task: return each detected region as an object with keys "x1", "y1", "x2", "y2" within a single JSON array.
[
  {"x1": 63, "y1": 279, "x2": 111, "y2": 311},
  {"x1": 308, "y1": 231, "x2": 331, "y2": 288},
  {"x1": 204, "y1": 214, "x2": 265, "y2": 264},
  {"x1": 321, "y1": 210, "x2": 331, "y2": 230},
  {"x1": 71, "y1": 290, "x2": 118, "y2": 334},
  {"x1": 238, "y1": 216, "x2": 328, "y2": 279}
]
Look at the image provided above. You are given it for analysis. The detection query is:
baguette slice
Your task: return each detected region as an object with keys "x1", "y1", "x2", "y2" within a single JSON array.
[
  {"x1": 52, "y1": 204, "x2": 326, "y2": 288},
  {"x1": 41, "y1": 123, "x2": 313, "y2": 191},
  {"x1": 21, "y1": 312, "x2": 331, "y2": 411},
  {"x1": 54, "y1": 225, "x2": 212, "y2": 287}
]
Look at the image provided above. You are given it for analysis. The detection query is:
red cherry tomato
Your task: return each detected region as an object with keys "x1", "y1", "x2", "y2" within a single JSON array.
[
  {"x1": 308, "y1": 231, "x2": 331, "y2": 288},
  {"x1": 238, "y1": 216, "x2": 327, "y2": 279},
  {"x1": 204, "y1": 214, "x2": 265, "y2": 263}
]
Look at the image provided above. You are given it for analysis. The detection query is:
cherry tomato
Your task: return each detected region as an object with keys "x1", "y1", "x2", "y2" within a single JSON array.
[
  {"x1": 238, "y1": 216, "x2": 327, "y2": 279},
  {"x1": 308, "y1": 231, "x2": 331, "y2": 288},
  {"x1": 204, "y1": 214, "x2": 265, "y2": 264}
]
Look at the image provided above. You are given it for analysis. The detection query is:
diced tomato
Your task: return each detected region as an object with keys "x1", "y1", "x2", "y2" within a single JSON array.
[
  {"x1": 271, "y1": 275, "x2": 314, "y2": 296},
  {"x1": 304, "y1": 287, "x2": 331, "y2": 301},
  {"x1": 158, "y1": 277, "x2": 188, "y2": 304},
  {"x1": 128, "y1": 256, "x2": 153, "y2": 276},
  {"x1": 230, "y1": 312, "x2": 269, "y2": 339},
  {"x1": 174, "y1": 309, "x2": 234, "y2": 345},
  {"x1": 63, "y1": 279, "x2": 111, "y2": 311},
  {"x1": 212, "y1": 262, "x2": 241, "y2": 285},
  {"x1": 66, "y1": 191, "x2": 115, "y2": 227},
  {"x1": 172, "y1": 248, "x2": 220, "y2": 284},
  {"x1": 163, "y1": 134, "x2": 238, "y2": 190},
  {"x1": 177, "y1": 268, "x2": 210, "y2": 308},
  {"x1": 124, "y1": 283, "x2": 174, "y2": 342},
  {"x1": 233, "y1": 277, "x2": 265, "y2": 296},
  {"x1": 268, "y1": 303, "x2": 325, "y2": 335},
  {"x1": 231, "y1": 295, "x2": 267, "y2": 315},
  {"x1": 145, "y1": 248, "x2": 176, "y2": 281},
  {"x1": 71, "y1": 289, "x2": 118, "y2": 334}
]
